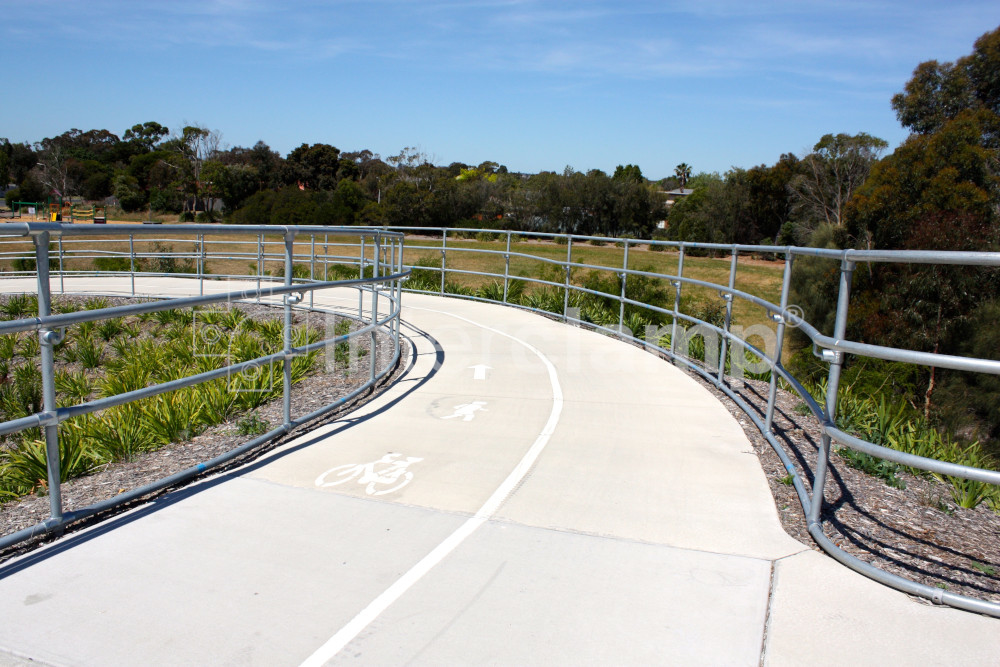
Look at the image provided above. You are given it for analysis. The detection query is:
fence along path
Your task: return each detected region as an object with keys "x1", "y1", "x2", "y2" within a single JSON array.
[{"x1": 0, "y1": 276, "x2": 997, "y2": 666}]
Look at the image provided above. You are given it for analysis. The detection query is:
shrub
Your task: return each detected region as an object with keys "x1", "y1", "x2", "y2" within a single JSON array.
[{"x1": 94, "y1": 257, "x2": 132, "y2": 272}]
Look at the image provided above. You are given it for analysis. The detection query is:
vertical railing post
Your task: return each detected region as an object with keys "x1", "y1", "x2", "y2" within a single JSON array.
[
  {"x1": 370, "y1": 236, "x2": 381, "y2": 383},
  {"x1": 34, "y1": 232, "x2": 63, "y2": 525},
  {"x1": 440, "y1": 229, "x2": 447, "y2": 294},
  {"x1": 256, "y1": 234, "x2": 264, "y2": 303},
  {"x1": 393, "y1": 236, "x2": 401, "y2": 358},
  {"x1": 282, "y1": 231, "x2": 295, "y2": 428},
  {"x1": 359, "y1": 235, "x2": 366, "y2": 317},
  {"x1": 129, "y1": 233, "x2": 135, "y2": 297},
  {"x1": 618, "y1": 239, "x2": 630, "y2": 334},
  {"x1": 765, "y1": 251, "x2": 795, "y2": 433},
  {"x1": 323, "y1": 234, "x2": 329, "y2": 281},
  {"x1": 58, "y1": 235, "x2": 65, "y2": 294},
  {"x1": 197, "y1": 233, "x2": 205, "y2": 296},
  {"x1": 563, "y1": 235, "x2": 573, "y2": 319},
  {"x1": 717, "y1": 248, "x2": 738, "y2": 383},
  {"x1": 670, "y1": 245, "x2": 685, "y2": 358},
  {"x1": 503, "y1": 231, "x2": 511, "y2": 303},
  {"x1": 808, "y1": 255, "x2": 855, "y2": 527},
  {"x1": 309, "y1": 235, "x2": 316, "y2": 309}
]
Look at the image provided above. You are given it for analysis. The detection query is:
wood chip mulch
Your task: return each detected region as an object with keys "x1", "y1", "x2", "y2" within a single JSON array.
[
  {"x1": 698, "y1": 374, "x2": 1000, "y2": 607},
  {"x1": 0, "y1": 319, "x2": 408, "y2": 565}
]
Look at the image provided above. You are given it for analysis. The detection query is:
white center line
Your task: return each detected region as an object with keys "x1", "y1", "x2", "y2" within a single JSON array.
[{"x1": 299, "y1": 306, "x2": 563, "y2": 667}]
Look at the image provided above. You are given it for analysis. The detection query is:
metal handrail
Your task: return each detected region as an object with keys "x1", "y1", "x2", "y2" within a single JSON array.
[
  {"x1": 0, "y1": 223, "x2": 408, "y2": 551},
  {"x1": 2, "y1": 224, "x2": 999, "y2": 615},
  {"x1": 386, "y1": 225, "x2": 1000, "y2": 618}
]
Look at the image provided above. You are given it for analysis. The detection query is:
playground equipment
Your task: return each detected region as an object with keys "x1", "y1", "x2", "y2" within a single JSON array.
[
  {"x1": 10, "y1": 201, "x2": 47, "y2": 221},
  {"x1": 9, "y1": 201, "x2": 107, "y2": 223}
]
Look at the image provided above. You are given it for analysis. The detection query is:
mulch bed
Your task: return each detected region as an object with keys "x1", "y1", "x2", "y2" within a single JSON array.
[
  {"x1": 700, "y1": 374, "x2": 1000, "y2": 606},
  {"x1": 0, "y1": 296, "x2": 407, "y2": 564}
]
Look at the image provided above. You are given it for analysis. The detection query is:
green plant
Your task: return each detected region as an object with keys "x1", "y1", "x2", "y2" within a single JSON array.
[
  {"x1": 18, "y1": 333, "x2": 39, "y2": 359},
  {"x1": 140, "y1": 390, "x2": 204, "y2": 444},
  {"x1": 75, "y1": 337, "x2": 104, "y2": 369},
  {"x1": 83, "y1": 296, "x2": 111, "y2": 311},
  {"x1": 88, "y1": 407, "x2": 157, "y2": 463},
  {"x1": 94, "y1": 256, "x2": 132, "y2": 272},
  {"x1": 236, "y1": 413, "x2": 270, "y2": 436},
  {"x1": 97, "y1": 318, "x2": 125, "y2": 341},
  {"x1": 837, "y1": 447, "x2": 907, "y2": 489},
  {"x1": 55, "y1": 369, "x2": 95, "y2": 406},
  {"x1": 0, "y1": 335, "x2": 17, "y2": 360},
  {"x1": 779, "y1": 473, "x2": 795, "y2": 486},
  {"x1": 0, "y1": 436, "x2": 95, "y2": 495},
  {"x1": 195, "y1": 380, "x2": 238, "y2": 425},
  {"x1": 970, "y1": 562, "x2": 997, "y2": 576},
  {"x1": 2, "y1": 294, "x2": 37, "y2": 319}
]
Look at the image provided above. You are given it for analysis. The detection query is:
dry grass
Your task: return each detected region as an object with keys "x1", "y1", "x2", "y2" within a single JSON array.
[{"x1": 0, "y1": 224, "x2": 787, "y2": 331}]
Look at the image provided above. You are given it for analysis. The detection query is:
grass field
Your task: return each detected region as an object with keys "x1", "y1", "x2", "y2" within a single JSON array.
[{"x1": 0, "y1": 222, "x2": 789, "y2": 333}]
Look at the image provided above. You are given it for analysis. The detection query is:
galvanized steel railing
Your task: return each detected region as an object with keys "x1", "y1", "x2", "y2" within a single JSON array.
[
  {"x1": 1, "y1": 223, "x2": 998, "y2": 616},
  {"x1": 388, "y1": 226, "x2": 1000, "y2": 618},
  {"x1": 0, "y1": 222, "x2": 407, "y2": 551}
]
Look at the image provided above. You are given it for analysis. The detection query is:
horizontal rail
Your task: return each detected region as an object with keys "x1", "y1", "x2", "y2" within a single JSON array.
[{"x1": 387, "y1": 226, "x2": 1000, "y2": 618}]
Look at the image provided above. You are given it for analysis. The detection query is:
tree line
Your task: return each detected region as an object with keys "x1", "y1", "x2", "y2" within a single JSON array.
[
  {"x1": 1, "y1": 125, "x2": 674, "y2": 236},
  {"x1": 2, "y1": 25, "x2": 998, "y2": 455}
]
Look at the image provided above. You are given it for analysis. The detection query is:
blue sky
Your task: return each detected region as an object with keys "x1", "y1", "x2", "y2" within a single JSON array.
[{"x1": 3, "y1": 1, "x2": 998, "y2": 180}]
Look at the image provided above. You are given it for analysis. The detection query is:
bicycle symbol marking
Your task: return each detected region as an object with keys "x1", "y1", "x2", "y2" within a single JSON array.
[{"x1": 314, "y1": 452, "x2": 423, "y2": 496}]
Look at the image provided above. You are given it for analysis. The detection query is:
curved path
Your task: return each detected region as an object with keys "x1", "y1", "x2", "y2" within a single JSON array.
[{"x1": 0, "y1": 277, "x2": 997, "y2": 666}]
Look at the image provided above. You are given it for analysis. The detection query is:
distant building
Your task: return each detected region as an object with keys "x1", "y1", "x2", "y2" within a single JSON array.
[
  {"x1": 656, "y1": 188, "x2": 695, "y2": 229},
  {"x1": 661, "y1": 188, "x2": 694, "y2": 206}
]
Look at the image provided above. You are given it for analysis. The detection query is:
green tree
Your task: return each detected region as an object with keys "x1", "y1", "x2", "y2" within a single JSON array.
[
  {"x1": 285, "y1": 143, "x2": 341, "y2": 190},
  {"x1": 788, "y1": 132, "x2": 888, "y2": 231},
  {"x1": 674, "y1": 163, "x2": 692, "y2": 188},
  {"x1": 123, "y1": 122, "x2": 170, "y2": 153},
  {"x1": 613, "y1": 164, "x2": 643, "y2": 182},
  {"x1": 891, "y1": 26, "x2": 1000, "y2": 141},
  {"x1": 846, "y1": 111, "x2": 997, "y2": 249}
]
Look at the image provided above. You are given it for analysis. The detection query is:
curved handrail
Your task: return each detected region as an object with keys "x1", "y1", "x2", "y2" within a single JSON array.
[
  {"x1": 388, "y1": 226, "x2": 1000, "y2": 617},
  {"x1": 0, "y1": 223, "x2": 408, "y2": 552},
  {"x1": 2, "y1": 223, "x2": 998, "y2": 616}
]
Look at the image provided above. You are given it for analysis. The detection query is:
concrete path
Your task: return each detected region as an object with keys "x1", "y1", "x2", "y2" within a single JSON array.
[{"x1": 0, "y1": 277, "x2": 997, "y2": 666}]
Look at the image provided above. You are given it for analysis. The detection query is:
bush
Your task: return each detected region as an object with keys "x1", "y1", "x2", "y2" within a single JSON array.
[{"x1": 94, "y1": 257, "x2": 132, "y2": 272}]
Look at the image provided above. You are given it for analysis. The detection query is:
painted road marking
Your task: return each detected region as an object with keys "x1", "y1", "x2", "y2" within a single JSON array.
[
  {"x1": 299, "y1": 306, "x2": 563, "y2": 667},
  {"x1": 469, "y1": 363, "x2": 492, "y2": 380},
  {"x1": 441, "y1": 401, "x2": 488, "y2": 422},
  {"x1": 315, "y1": 453, "x2": 423, "y2": 496}
]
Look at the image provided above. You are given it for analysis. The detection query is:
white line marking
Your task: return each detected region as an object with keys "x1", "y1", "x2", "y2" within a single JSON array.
[
  {"x1": 299, "y1": 306, "x2": 563, "y2": 667},
  {"x1": 469, "y1": 363, "x2": 491, "y2": 380}
]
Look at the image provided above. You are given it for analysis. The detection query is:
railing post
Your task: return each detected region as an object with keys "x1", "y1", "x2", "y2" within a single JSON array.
[
  {"x1": 129, "y1": 233, "x2": 135, "y2": 297},
  {"x1": 323, "y1": 234, "x2": 329, "y2": 281},
  {"x1": 618, "y1": 239, "x2": 630, "y2": 334},
  {"x1": 808, "y1": 255, "x2": 856, "y2": 527},
  {"x1": 309, "y1": 235, "x2": 316, "y2": 309},
  {"x1": 563, "y1": 235, "x2": 573, "y2": 319},
  {"x1": 392, "y1": 237, "x2": 401, "y2": 359},
  {"x1": 370, "y1": 235, "x2": 381, "y2": 383},
  {"x1": 717, "y1": 248, "x2": 738, "y2": 383},
  {"x1": 256, "y1": 233, "x2": 264, "y2": 303},
  {"x1": 34, "y1": 232, "x2": 63, "y2": 525},
  {"x1": 503, "y1": 231, "x2": 511, "y2": 303},
  {"x1": 282, "y1": 231, "x2": 294, "y2": 428},
  {"x1": 197, "y1": 233, "x2": 205, "y2": 296},
  {"x1": 58, "y1": 235, "x2": 65, "y2": 294},
  {"x1": 670, "y1": 245, "x2": 685, "y2": 358},
  {"x1": 765, "y1": 251, "x2": 795, "y2": 432},
  {"x1": 440, "y1": 229, "x2": 447, "y2": 294}
]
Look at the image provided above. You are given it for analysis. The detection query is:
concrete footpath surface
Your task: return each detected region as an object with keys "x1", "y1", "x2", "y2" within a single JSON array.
[{"x1": 0, "y1": 277, "x2": 998, "y2": 666}]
